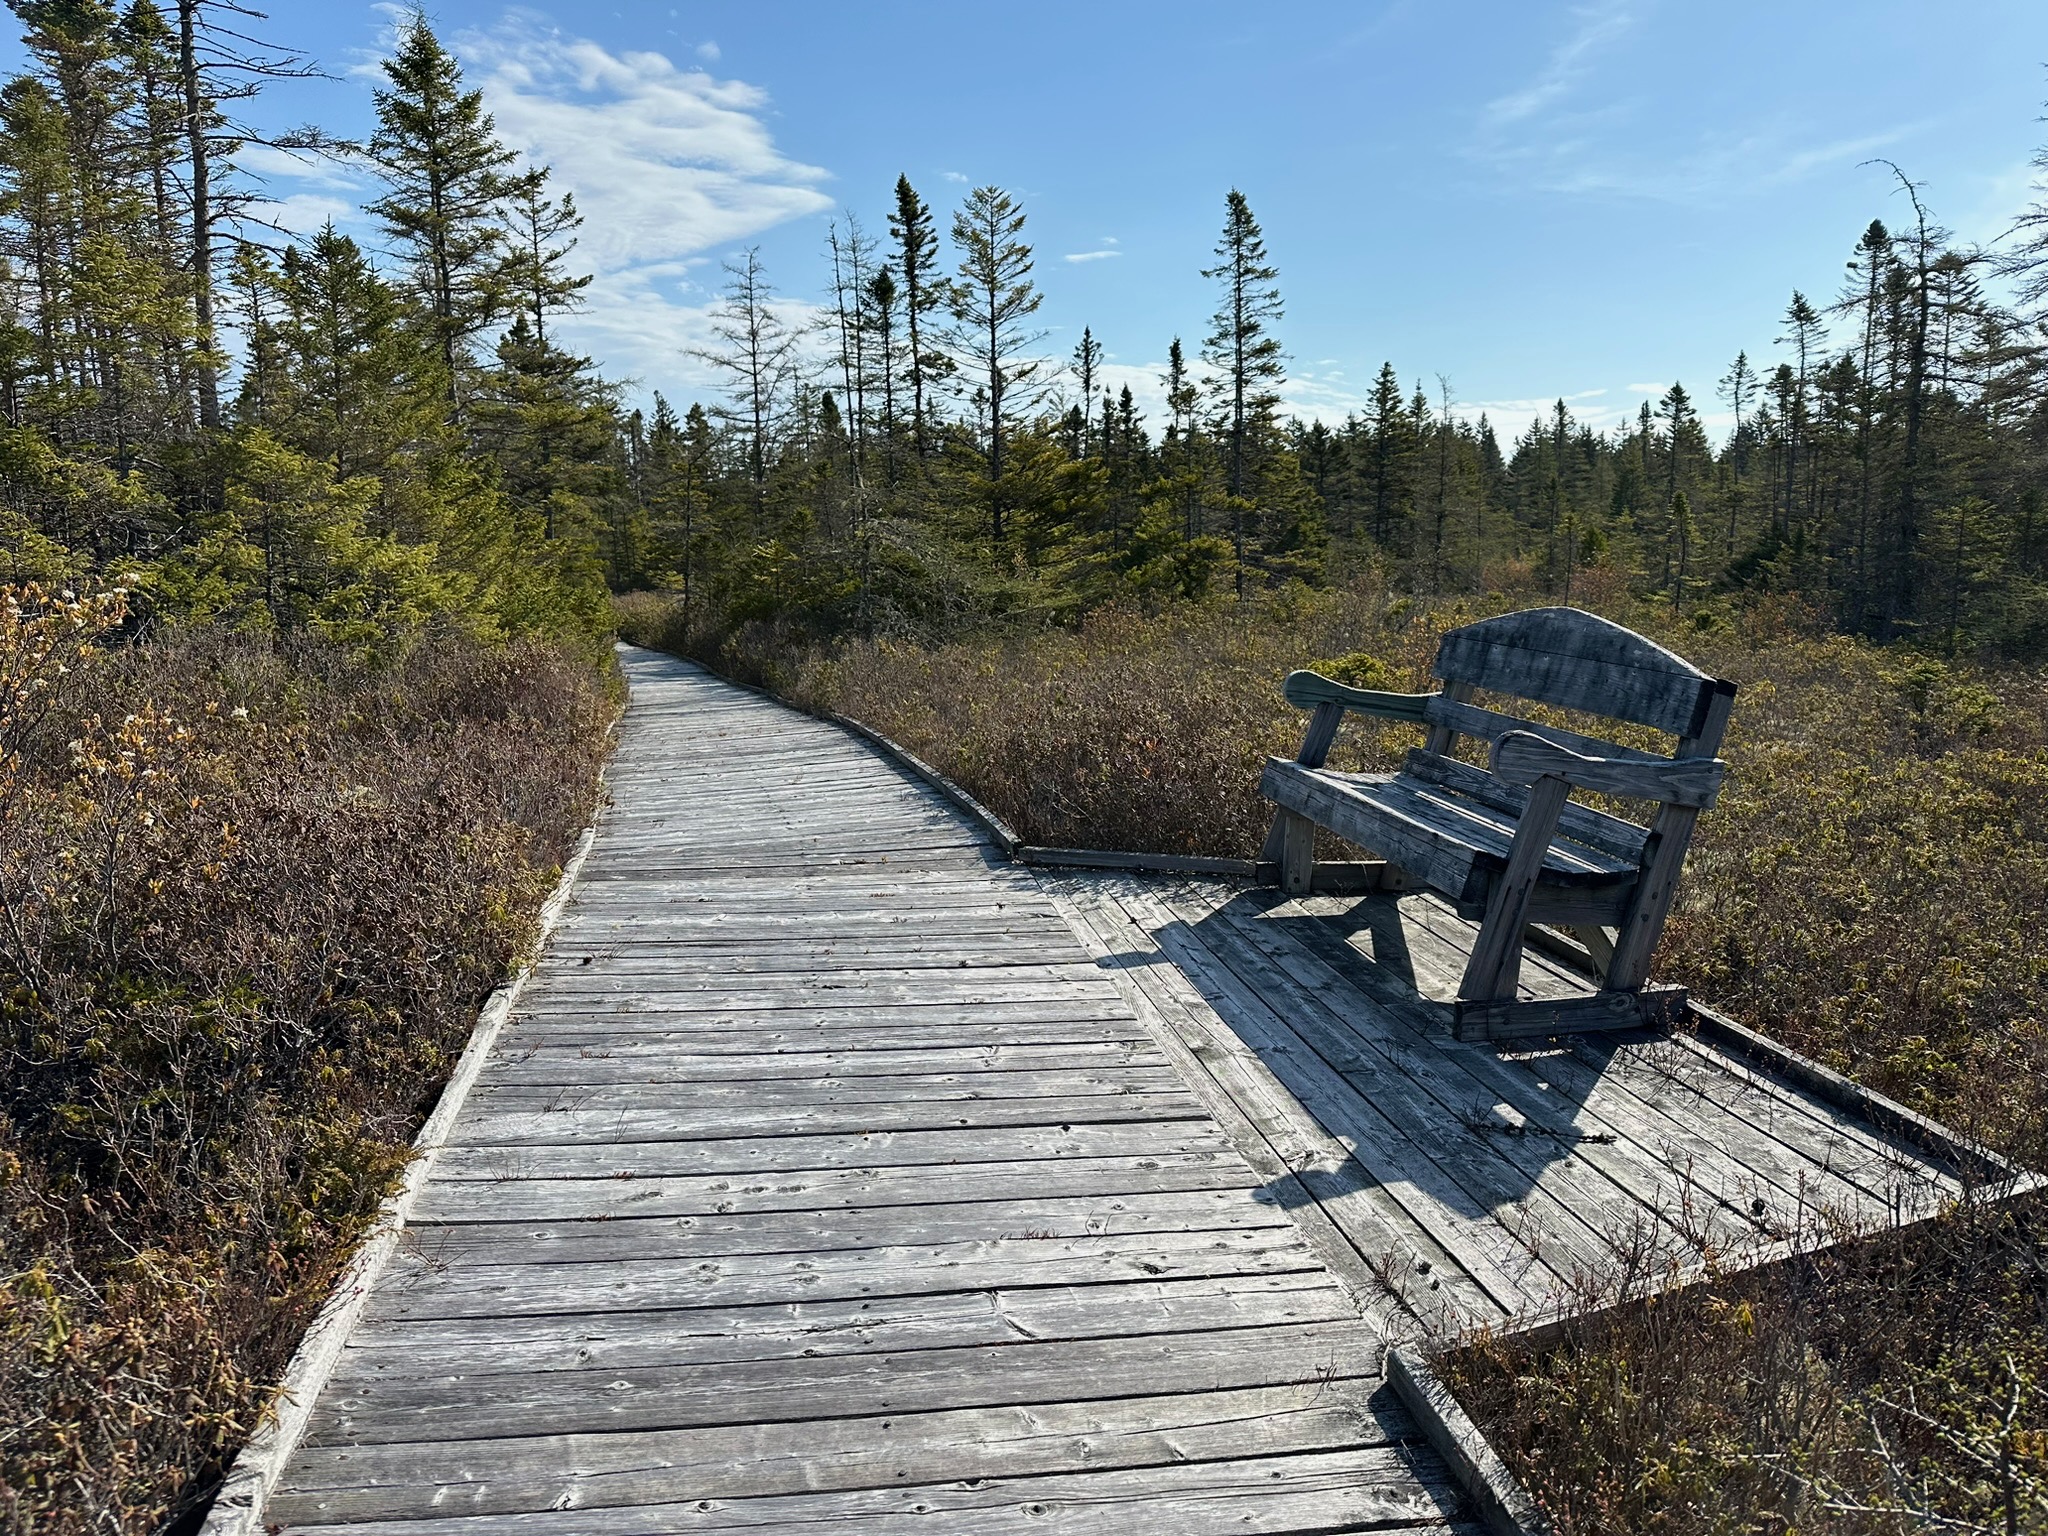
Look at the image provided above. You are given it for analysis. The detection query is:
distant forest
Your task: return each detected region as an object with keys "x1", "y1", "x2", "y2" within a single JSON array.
[{"x1": 6, "y1": 3, "x2": 2048, "y2": 656}]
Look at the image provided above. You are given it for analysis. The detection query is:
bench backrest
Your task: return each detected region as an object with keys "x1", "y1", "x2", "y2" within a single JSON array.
[{"x1": 1430, "y1": 608, "x2": 1736, "y2": 759}]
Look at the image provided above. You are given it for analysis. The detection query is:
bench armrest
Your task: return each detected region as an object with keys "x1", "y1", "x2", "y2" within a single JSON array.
[
  {"x1": 1282, "y1": 670, "x2": 1437, "y2": 724},
  {"x1": 1491, "y1": 730, "x2": 1727, "y2": 810}
]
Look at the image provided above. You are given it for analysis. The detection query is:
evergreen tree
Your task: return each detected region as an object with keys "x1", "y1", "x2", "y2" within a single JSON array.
[
  {"x1": 945, "y1": 184, "x2": 1043, "y2": 543},
  {"x1": 368, "y1": 11, "x2": 517, "y2": 402},
  {"x1": 500, "y1": 164, "x2": 590, "y2": 345},
  {"x1": 1362, "y1": 362, "x2": 1409, "y2": 551},
  {"x1": 887, "y1": 173, "x2": 948, "y2": 458},
  {"x1": 1200, "y1": 190, "x2": 1283, "y2": 591},
  {"x1": 1071, "y1": 324, "x2": 1101, "y2": 453}
]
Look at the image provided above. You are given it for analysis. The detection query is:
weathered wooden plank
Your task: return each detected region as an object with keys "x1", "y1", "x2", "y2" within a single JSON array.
[
  {"x1": 483, "y1": 1040, "x2": 1165, "y2": 1087},
  {"x1": 429, "y1": 1121, "x2": 1240, "y2": 1182},
  {"x1": 1458, "y1": 771, "x2": 1573, "y2": 1002},
  {"x1": 359, "y1": 1226, "x2": 1327, "y2": 1324},
  {"x1": 312, "y1": 1318, "x2": 1385, "y2": 1445},
  {"x1": 1433, "y1": 605, "x2": 1723, "y2": 737},
  {"x1": 502, "y1": 999, "x2": 1138, "y2": 1033},
  {"x1": 523, "y1": 962, "x2": 1121, "y2": 996},
  {"x1": 529, "y1": 944, "x2": 1091, "y2": 977},
  {"x1": 449, "y1": 1091, "x2": 1207, "y2": 1149},
  {"x1": 413, "y1": 1151, "x2": 1251, "y2": 1224},
  {"x1": 276, "y1": 1443, "x2": 1459, "y2": 1535},
  {"x1": 330, "y1": 1273, "x2": 1356, "y2": 1375},
  {"x1": 469, "y1": 1065, "x2": 1187, "y2": 1109},
  {"x1": 1281, "y1": 669, "x2": 1438, "y2": 722},
  {"x1": 1452, "y1": 984, "x2": 1689, "y2": 1039},
  {"x1": 508, "y1": 981, "x2": 1132, "y2": 1014},
  {"x1": 273, "y1": 1379, "x2": 1416, "y2": 1520},
  {"x1": 406, "y1": 1187, "x2": 1295, "y2": 1267},
  {"x1": 543, "y1": 919, "x2": 1077, "y2": 945}
]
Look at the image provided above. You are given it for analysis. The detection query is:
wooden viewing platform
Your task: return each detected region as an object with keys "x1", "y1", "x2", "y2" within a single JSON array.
[{"x1": 240, "y1": 646, "x2": 1976, "y2": 1535}]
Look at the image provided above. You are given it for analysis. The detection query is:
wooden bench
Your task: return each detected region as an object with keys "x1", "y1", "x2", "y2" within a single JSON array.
[{"x1": 1258, "y1": 607, "x2": 1736, "y2": 1040}]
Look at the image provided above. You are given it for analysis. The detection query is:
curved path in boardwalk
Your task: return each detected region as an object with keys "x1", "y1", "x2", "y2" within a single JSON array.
[{"x1": 262, "y1": 647, "x2": 1473, "y2": 1535}]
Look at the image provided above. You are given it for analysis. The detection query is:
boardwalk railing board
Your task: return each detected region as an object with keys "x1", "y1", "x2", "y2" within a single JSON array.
[{"x1": 1258, "y1": 606, "x2": 1735, "y2": 1038}]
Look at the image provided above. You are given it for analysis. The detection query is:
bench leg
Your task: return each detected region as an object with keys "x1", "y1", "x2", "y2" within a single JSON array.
[
  {"x1": 1277, "y1": 811, "x2": 1317, "y2": 896},
  {"x1": 1606, "y1": 805, "x2": 1700, "y2": 992},
  {"x1": 1458, "y1": 774, "x2": 1570, "y2": 1002}
]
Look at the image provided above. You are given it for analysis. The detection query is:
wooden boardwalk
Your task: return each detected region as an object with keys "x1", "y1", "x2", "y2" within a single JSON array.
[
  {"x1": 266, "y1": 648, "x2": 1471, "y2": 1535},
  {"x1": 261, "y1": 646, "x2": 1966, "y2": 1533}
]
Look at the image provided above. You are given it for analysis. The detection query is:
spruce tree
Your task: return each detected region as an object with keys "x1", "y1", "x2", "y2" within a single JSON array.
[
  {"x1": 368, "y1": 11, "x2": 517, "y2": 402},
  {"x1": 1072, "y1": 325, "x2": 1101, "y2": 454},
  {"x1": 1200, "y1": 189, "x2": 1284, "y2": 526},
  {"x1": 1363, "y1": 362, "x2": 1408, "y2": 549},
  {"x1": 887, "y1": 174, "x2": 948, "y2": 458},
  {"x1": 501, "y1": 164, "x2": 590, "y2": 345},
  {"x1": 946, "y1": 184, "x2": 1044, "y2": 542}
]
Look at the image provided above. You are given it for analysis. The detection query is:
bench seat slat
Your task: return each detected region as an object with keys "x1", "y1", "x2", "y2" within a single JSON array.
[{"x1": 1261, "y1": 760, "x2": 1639, "y2": 913}]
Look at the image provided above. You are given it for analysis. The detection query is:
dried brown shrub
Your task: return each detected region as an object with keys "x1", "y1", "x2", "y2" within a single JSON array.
[
  {"x1": 1443, "y1": 1197, "x2": 2048, "y2": 1534},
  {"x1": 0, "y1": 594, "x2": 613, "y2": 1534}
]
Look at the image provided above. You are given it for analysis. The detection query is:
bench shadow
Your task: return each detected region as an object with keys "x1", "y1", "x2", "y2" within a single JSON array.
[{"x1": 1092, "y1": 884, "x2": 1621, "y2": 1235}]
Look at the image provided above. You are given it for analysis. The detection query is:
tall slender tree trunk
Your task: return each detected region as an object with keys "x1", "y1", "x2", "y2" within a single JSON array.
[{"x1": 178, "y1": 0, "x2": 220, "y2": 429}]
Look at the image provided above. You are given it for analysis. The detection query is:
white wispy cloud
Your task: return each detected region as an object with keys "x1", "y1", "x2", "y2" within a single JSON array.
[
  {"x1": 262, "y1": 192, "x2": 363, "y2": 237},
  {"x1": 460, "y1": 15, "x2": 832, "y2": 270},
  {"x1": 1480, "y1": 0, "x2": 1636, "y2": 130},
  {"x1": 1469, "y1": 1, "x2": 1918, "y2": 206},
  {"x1": 1063, "y1": 249, "x2": 1121, "y2": 263}
]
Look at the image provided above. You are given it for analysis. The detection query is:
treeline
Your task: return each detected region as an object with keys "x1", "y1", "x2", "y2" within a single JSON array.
[
  {"x1": 0, "y1": 2, "x2": 611, "y2": 643},
  {"x1": 6, "y1": 3, "x2": 2048, "y2": 662},
  {"x1": 614, "y1": 175, "x2": 2048, "y2": 662}
]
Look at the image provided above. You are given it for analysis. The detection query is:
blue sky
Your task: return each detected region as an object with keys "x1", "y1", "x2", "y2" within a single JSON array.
[{"x1": 14, "y1": 1, "x2": 2045, "y2": 435}]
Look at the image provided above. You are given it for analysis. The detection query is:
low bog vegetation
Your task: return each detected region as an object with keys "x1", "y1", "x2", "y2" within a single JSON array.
[
  {"x1": 0, "y1": 589, "x2": 612, "y2": 1534},
  {"x1": 621, "y1": 578, "x2": 2048, "y2": 1534}
]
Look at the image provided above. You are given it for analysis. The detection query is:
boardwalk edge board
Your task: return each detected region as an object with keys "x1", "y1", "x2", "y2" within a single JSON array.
[
  {"x1": 1685, "y1": 1001, "x2": 2044, "y2": 1191},
  {"x1": 199, "y1": 817, "x2": 605, "y2": 1536},
  {"x1": 825, "y1": 709, "x2": 1026, "y2": 856},
  {"x1": 1385, "y1": 1346, "x2": 1549, "y2": 1536}
]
